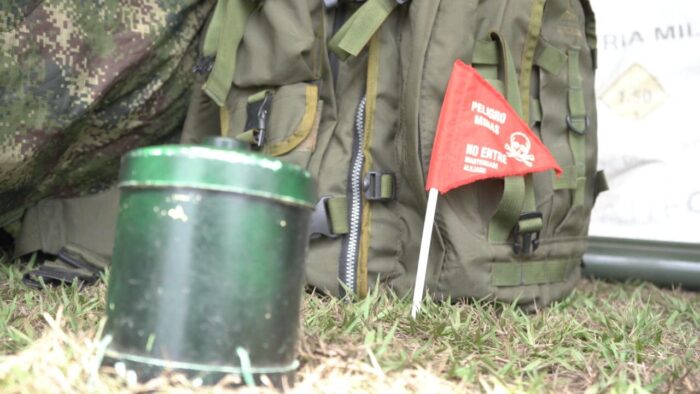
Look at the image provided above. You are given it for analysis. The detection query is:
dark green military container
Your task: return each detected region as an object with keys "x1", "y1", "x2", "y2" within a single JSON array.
[{"x1": 102, "y1": 138, "x2": 316, "y2": 386}]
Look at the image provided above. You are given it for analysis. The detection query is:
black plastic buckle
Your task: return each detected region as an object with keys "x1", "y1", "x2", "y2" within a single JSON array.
[
  {"x1": 566, "y1": 114, "x2": 589, "y2": 135},
  {"x1": 512, "y1": 212, "x2": 543, "y2": 256},
  {"x1": 363, "y1": 172, "x2": 396, "y2": 202},
  {"x1": 309, "y1": 197, "x2": 341, "y2": 240},
  {"x1": 244, "y1": 92, "x2": 273, "y2": 148}
]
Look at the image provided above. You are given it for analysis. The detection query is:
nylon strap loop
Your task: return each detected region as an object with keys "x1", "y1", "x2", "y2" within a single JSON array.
[
  {"x1": 491, "y1": 259, "x2": 577, "y2": 286},
  {"x1": 380, "y1": 174, "x2": 394, "y2": 199},
  {"x1": 328, "y1": 0, "x2": 400, "y2": 60},
  {"x1": 202, "y1": 0, "x2": 256, "y2": 107},
  {"x1": 535, "y1": 42, "x2": 567, "y2": 75},
  {"x1": 472, "y1": 40, "x2": 499, "y2": 65},
  {"x1": 327, "y1": 197, "x2": 349, "y2": 235},
  {"x1": 567, "y1": 50, "x2": 587, "y2": 131}
]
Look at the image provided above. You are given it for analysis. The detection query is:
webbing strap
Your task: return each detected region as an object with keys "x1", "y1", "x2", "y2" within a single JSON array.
[
  {"x1": 510, "y1": 176, "x2": 543, "y2": 255},
  {"x1": 327, "y1": 197, "x2": 349, "y2": 235},
  {"x1": 472, "y1": 36, "x2": 522, "y2": 115},
  {"x1": 567, "y1": 49, "x2": 587, "y2": 207},
  {"x1": 567, "y1": 50, "x2": 587, "y2": 133},
  {"x1": 482, "y1": 33, "x2": 532, "y2": 243},
  {"x1": 491, "y1": 259, "x2": 577, "y2": 286},
  {"x1": 202, "y1": 0, "x2": 226, "y2": 56},
  {"x1": 379, "y1": 174, "x2": 393, "y2": 199},
  {"x1": 518, "y1": 0, "x2": 546, "y2": 122},
  {"x1": 309, "y1": 196, "x2": 348, "y2": 240},
  {"x1": 328, "y1": 0, "x2": 400, "y2": 60},
  {"x1": 202, "y1": 0, "x2": 256, "y2": 107},
  {"x1": 488, "y1": 176, "x2": 525, "y2": 242},
  {"x1": 472, "y1": 41, "x2": 499, "y2": 86},
  {"x1": 219, "y1": 106, "x2": 230, "y2": 137},
  {"x1": 472, "y1": 40, "x2": 499, "y2": 65},
  {"x1": 522, "y1": 176, "x2": 538, "y2": 222}
]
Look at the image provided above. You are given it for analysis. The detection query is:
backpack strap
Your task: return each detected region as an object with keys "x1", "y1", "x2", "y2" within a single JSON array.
[
  {"x1": 202, "y1": 0, "x2": 257, "y2": 106},
  {"x1": 474, "y1": 33, "x2": 542, "y2": 251},
  {"x1": 566, "y1": 48, "x2": 587, "y2": 207},
  {"x1": 328, "y1": 0, "x2": 408, "y2": 60}
]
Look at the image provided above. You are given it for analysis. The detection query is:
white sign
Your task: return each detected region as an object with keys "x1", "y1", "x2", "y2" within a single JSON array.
[{"x1": 589, "y1": 0, "x2": 700, "y2": 243}]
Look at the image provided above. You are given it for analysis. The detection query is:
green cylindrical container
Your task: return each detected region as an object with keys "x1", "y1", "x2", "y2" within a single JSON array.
[
  {"x1": 102, "y1": 138, "x2": 316, "y2": 386},
  {"x1": 583, "y1": 237, "x2": 700, "y2": 290}
]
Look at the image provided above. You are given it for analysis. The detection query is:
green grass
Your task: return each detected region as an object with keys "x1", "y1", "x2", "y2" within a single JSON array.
[{"x1": 1, "y1": 259, "x2": 699, "y2": 393}]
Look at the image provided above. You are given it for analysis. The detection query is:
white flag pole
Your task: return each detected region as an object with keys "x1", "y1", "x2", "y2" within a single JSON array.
[{"x1": 411, "y1": 187, "x2": 440, "y2": 318}]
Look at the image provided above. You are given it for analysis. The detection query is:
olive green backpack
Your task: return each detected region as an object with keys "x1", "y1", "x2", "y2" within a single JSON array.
[
  {"x1": 14, "y1": 0, "x2": 605, "y2": 305},
  {"x1": 179, "y1": 0, "x2": 607, "y2": 306}
]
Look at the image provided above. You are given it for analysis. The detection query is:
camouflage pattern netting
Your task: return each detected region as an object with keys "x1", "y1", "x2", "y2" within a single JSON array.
[{"x1": 0, "y1": 0, "x2": 215, "y2": 216}]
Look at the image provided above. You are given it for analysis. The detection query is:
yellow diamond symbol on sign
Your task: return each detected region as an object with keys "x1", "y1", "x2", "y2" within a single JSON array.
[{"x1": 600, "y1": 64, "x2": 668, "y2": 120}]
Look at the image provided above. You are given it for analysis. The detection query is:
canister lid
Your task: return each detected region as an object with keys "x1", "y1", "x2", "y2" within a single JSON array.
[{"x1": 119, "y1": 142, "x2": 316, "y2": 209}]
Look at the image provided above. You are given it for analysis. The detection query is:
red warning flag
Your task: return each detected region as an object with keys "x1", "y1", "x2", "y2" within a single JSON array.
[{"x1": 425, "y1": 60, "x2": 562, "y2": 193}]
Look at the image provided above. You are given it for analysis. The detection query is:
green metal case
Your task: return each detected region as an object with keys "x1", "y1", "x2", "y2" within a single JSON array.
[{"x1": 103, "y1": 139, "x2": 315, "y2": 385}]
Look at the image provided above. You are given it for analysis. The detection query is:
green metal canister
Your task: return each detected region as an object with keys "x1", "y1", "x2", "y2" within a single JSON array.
[{"x1": 102, "y1": 138, "x2": 315, "y2": 386}]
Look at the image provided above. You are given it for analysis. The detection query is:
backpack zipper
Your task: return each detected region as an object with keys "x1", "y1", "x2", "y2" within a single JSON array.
[{"x1": 339, "y1": 96, "x2": 367, "y2": 296}]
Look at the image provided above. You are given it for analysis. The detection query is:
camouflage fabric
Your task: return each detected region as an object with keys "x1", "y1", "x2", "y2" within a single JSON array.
[{"x1": 0, "y1": 0, "x2": 215, "y2": 216}]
